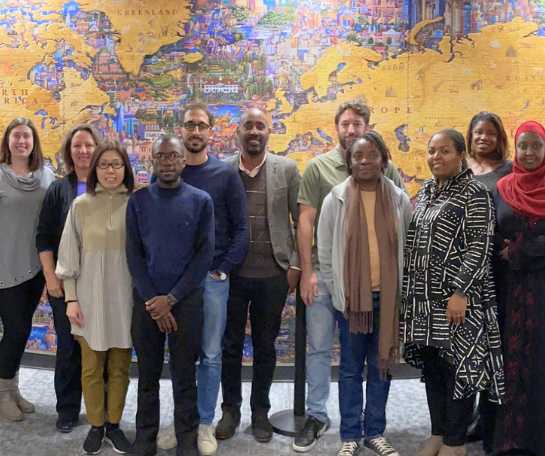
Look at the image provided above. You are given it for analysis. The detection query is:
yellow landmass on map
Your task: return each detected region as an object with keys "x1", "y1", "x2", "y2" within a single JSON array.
[
  {"x1": 301, "y1": 43, "x2": 382, "y2": 98},
  {"x1": 40, "y1": 0, "x2": 192, "y2": 75},
  {"x1": 0, "y1": 7, "x2": 106, "y2": 161},
  {"x1": 60, "y1": 67, "x2": 110, "y2": 121},
  {"x1": 408, "y1": 17, "x2": 443, "y2": 45},
  {"x1": 183, "y1": 52, "x2": 204, "y2": 64},
  {"x1": 273, "y1": 18, "x2": 545, "y2": 197}
]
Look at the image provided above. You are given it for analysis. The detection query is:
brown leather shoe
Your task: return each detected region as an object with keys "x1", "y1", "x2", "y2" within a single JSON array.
[
  {"x1": 415, "y1": 436, "x2": 443, "y2": 456},
  {"x1": 215, "y1": 409, "x2": 240, "y2": 440}
]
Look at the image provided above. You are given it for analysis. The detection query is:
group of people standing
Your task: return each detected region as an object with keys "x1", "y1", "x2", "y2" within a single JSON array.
[{"x1": 0, "y1": 100, "x2": 542, "y2": 456}]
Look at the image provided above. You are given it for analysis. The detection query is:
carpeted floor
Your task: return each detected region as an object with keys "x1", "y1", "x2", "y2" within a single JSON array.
[{"x1": 0, "y1": 367, "x2": 486, "y2": 456}]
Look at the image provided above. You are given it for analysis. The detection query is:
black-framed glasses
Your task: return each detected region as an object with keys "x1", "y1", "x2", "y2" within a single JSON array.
[
  {"x1": 97, "y1": 161, "x2": 124, "y2": 169},
  {"x1": 182, "y1": 121, "x2": 211, "y2": 132},
  {"x1": 153, "y1": 153, "x2": 183, "y2": 162}
]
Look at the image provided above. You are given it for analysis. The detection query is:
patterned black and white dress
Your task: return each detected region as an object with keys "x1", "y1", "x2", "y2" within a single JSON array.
[{"x1": 401, "y1": 169, "x2": 505, "y2": 403}]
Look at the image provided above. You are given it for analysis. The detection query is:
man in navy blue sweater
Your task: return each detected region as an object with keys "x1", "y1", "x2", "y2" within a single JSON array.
[
  {"x1": 126, "y1": 134, "x2": 215, "y2": 456},
  {"x1": 156, "y1": 104, "x2": 249, "y2": 456}
]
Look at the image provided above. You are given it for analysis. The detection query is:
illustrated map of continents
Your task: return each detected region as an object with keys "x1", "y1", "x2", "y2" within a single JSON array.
[
  {"x1": 272, "y1": 17, "x2": 545, "y2": 197},
  {"x1": 0, "y1": 0, "x2": 192, "y2": 158},
  {"x1": 0, "y1": 0, "x2": 544, "y2": 198}
]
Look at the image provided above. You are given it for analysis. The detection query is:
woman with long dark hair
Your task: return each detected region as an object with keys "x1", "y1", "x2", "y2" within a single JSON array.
[
  {"x1": 465, "y1": 112, "x2": 512, "y2": 452},
  {"x1": 56, "y1": 140, "x2": 135, "y2": 455},
  {"x1": 466, "y1": 111, "x2": 512, "y2": 194},
  {"x1": 36, "y1": 124, "x2": 102, "y2": 433},
  {"x1": 0, "y1": 117, "x2": 55, "y2": 422}
]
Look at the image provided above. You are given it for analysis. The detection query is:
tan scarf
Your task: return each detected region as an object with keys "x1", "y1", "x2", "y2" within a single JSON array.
[{"x1": 343, "y1": 175, "x2": 400, "y2": 376}]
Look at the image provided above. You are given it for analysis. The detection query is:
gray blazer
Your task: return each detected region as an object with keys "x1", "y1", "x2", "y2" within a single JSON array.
[{"x1": 224, "y1": 152, "x2": 300, "y2": 270}]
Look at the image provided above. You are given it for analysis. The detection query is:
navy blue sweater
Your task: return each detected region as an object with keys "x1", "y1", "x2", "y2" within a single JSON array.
[
  {"x1": 126, "y1": 181, "x2": 215, "y2": 303},
  {"x1": 152, "y1": 157, "x2": 249, "y2": 273}
]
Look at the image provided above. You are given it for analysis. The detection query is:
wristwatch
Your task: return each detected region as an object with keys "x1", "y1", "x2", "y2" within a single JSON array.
[
  {"x1": 166, "y1": 294, "x2": 177, "y2": 307},
  {"x1": 211, "y1": 270, "x2": 227, "y2": 281}
]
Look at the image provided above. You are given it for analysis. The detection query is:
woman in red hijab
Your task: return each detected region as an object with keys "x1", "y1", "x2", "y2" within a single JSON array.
[{"x1": 493, "y1": 121, "x2": 545, "y2": 456}]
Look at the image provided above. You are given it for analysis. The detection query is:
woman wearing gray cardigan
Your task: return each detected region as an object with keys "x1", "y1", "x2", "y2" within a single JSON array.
[
  {"x1": 0, "y1": 117, "x2": 55, "y2": 422},
  {"x1": 317, "y1": 132, "x2": 410, "y2": 456}
]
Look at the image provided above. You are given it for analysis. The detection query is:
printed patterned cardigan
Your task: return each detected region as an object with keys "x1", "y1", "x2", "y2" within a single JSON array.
[{"x1": 401, "y1": 168, "x2": 505, "y2": 403}]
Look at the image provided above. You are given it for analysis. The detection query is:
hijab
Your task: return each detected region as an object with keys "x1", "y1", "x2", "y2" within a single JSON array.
[{"x1": 497, "y1": 121, "x2": 545, "y2": 218}]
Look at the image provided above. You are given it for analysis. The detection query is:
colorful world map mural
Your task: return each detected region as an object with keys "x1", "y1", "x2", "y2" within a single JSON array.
[{"x1": 1, "y1": 0, "x2": 545, "y2": 362}]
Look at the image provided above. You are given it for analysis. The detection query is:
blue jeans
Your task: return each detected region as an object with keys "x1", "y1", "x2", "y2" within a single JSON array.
[
  {"x1": 305, "y1": 270, "x2": 337, "y2": 422},
  {"x1": 197, "y1": 273, "x2": 230, "y2": 425},
  {"x1": 338, "y1": 293, "x2": 391, "y2": 442}
]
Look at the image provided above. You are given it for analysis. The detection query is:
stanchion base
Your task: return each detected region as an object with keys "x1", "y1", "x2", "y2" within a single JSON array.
[{"x1": 270, "y1": 409, "x2": 307, "y2": 437}]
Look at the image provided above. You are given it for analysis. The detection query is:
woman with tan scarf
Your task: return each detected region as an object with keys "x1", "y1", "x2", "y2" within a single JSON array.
[
  {"x1": 317, "y1": 131, "x2": 411, "y2": 456},
  {"x1": 401, "y1": 130, "x2": 505, "y2": 456}
]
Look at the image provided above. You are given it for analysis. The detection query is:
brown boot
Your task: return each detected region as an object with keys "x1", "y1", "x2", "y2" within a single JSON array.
[
  {"x1": 12, "y1": 371, "x2": 35, "y2": 414},
  {"x1": 437, "y1": 444, "x2": 467, "y2": 456},
  {"x1": 0, "y1": 378, "x2": 24, "y2": 422},
  {"x1": 415, "y1": 436, "x2": 443, "y2": 456}
]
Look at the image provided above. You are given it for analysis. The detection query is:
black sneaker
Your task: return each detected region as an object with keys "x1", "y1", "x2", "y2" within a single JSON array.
[
  {"x1": 56, "y1": 416, "x2": 76, "y2": 433},
  {"x1": 105, "y1": 426, "x2": 134, "y2": 454},
  {"x1": 252, "y1": 411, "x2": 273, "y2": 443},
  {"x1": 83, "y1": 426, "x2": 105, "y2": 455},
  {"x1": 292, "y1": 416, "x2": 330, "y2": 452},
  {"x1": 364, "y1": 436, "x2": 400, "y2": 456},
  {"x1": 337, "y1": 442, "x2": 361, "y2": 456}
]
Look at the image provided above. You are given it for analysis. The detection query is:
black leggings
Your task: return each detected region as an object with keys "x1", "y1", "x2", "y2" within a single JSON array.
[
  {"x1": 421, "y1": 346, "x2": 475, "y2": 446},
  {"x1": 0, "y1": 272, "x2": 45, "y2": 379}
]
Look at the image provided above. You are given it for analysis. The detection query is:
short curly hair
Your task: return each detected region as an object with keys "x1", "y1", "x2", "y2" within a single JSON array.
[{"x1": 346, "y1": 131, "x2": 391, "y2": 175}]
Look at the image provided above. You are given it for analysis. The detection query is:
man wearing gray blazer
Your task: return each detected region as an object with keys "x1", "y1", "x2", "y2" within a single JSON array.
[{"x1": 217, "y1": 107, "x2": 301, "y2": 444}]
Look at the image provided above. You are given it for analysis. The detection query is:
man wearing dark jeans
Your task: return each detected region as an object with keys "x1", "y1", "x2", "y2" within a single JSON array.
[
  {"x1": 219, "y1": 108, "x2": 301, "y2": 443},
  {"x1": 126, "y1": 135, "x2": 215, "y2": 456}
]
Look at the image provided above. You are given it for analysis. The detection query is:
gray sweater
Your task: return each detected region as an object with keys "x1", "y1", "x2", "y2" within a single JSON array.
[{"x1": 0, "y1": 163, "x2": 55, "y2": 289}]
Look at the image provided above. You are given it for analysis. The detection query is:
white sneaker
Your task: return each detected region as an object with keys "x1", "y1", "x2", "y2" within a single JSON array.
[
  {"x1": 198, "y1": 424, "x2": 218, "y2": 456},
  {"x1": 364, "y1": 436, "x2": 400, "y2": 456},
  {"x1": 157, "y1": 423, "x2": 177, "y2": 450}
]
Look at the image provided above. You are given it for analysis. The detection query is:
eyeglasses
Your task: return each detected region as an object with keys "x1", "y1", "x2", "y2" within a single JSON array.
[
  {"x1": 153, "y1": 153, "x2": 183, "y2": 162},
  {"x1": 182, "y1": 121, "x2": 211, "y2": 132},
  {"x1": 97, "y1": 161, "x2": 124, "y2": 169}
]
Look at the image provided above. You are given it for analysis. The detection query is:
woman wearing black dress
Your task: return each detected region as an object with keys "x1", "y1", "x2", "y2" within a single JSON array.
[{"x1": 493, "y1": 121, "x2": 545, "y2": 456}]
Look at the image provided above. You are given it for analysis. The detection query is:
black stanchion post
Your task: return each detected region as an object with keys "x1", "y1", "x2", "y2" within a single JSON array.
[{"x1": 270, "y1": 285, "x2": 308, "y2": 436}]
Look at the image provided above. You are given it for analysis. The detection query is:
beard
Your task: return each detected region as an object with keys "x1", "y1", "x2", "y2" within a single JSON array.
[
  {"x1": 244, "y1": 137, "x2": 266, "y2": 156},
  {"x1": 183, "y1": 139, "x2": 207, "y2": 154}
]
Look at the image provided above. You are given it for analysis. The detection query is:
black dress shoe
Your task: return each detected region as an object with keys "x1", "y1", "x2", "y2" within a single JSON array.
[
  {"x1": 252, "y1": 411, "x2": 273, "y2": 443},
  {"x1": 56, "y1": 417, "x2": 76, "y2": 433}
]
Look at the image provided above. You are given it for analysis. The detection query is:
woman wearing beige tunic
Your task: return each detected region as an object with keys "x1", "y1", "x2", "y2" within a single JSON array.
[{"x1": 56, "y1": 140, "x2": 135, "y2": 455}]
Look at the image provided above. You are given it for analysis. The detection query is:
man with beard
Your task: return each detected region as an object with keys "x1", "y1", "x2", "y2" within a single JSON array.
[
  {"x1": 127, "y1": 135, "x2": 215, "y2": 456},
  {"x1": 293, "y1": 99, "x2": 408, "y2": 454},
  {"x1": 156, "y1": 104, "x2": 249, "y2": 456},
  {"x1": 218, "y1": 107, "x2": 301, "y2": 443}
]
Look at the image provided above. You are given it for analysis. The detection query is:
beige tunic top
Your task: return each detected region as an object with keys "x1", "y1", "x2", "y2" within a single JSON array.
[{"x1": 56, "y1": 184, "x2": 133, "y2": 351}]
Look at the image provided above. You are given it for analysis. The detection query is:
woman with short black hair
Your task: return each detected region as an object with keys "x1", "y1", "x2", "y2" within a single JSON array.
[
  {"x1": 318, "y1": 131, "x2": 411, "y2": 456},
  {"x1": 56, "y1": 140, "x2": 134, "y2": 455},
  {"x1": 402, "y1": 130, "x2": 505, "y2": 456}
]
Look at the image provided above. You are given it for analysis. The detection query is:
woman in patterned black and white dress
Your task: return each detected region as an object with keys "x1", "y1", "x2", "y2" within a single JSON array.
[{"x1": 401, "y1": 130, "x2": 505, "y2": 456}]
